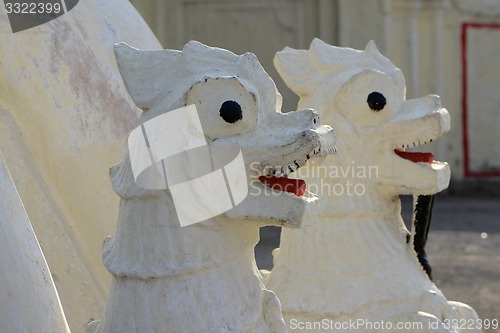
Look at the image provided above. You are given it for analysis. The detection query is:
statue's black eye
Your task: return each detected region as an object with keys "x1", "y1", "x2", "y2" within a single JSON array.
[
  {"x1": 367, "y1": 92, "x2": 386, "y2": 111},
  {"x1": 219, "y1": 100, "x2": 243, "y2": 123}
]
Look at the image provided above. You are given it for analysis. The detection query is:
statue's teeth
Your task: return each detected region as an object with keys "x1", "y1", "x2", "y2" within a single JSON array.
[
  {"x1": 273, "y1": 166, "x2": 286, "y2": 177},
  {"x1": 326, "y1": 146, "x2": 337, "y2": 154}
]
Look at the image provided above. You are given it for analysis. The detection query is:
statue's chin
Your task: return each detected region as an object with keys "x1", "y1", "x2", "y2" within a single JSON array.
[
  {"x1": 385, "y1": 162, "x2": 451, "y2": 196},
  {"x1": 225, "y1": 183, "x2": 319, "y2": 227}
]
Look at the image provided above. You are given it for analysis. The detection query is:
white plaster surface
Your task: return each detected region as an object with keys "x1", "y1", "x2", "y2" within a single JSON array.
[
  {"x1": 266, "y1": 39, "x2": 479, "y2": 332},
  {"x1": 0, "y1": 0, "x2": 161, "y2": 330},
  {"x1": 0, "y1": 152, "x2": 70, "y2": 333},
  {"x1": 88, "y1": 41, "x2": 335, "y2": 333}
]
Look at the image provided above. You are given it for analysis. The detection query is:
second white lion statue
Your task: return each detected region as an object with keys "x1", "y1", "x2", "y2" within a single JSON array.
[{"x1": 266, "y1": 39, "x2": 479, "y2": 333}]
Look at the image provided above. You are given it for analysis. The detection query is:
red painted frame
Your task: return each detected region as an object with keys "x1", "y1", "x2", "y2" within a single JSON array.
[{"x1": 461, "y1": 22, "x2": 500, "y2": 177}]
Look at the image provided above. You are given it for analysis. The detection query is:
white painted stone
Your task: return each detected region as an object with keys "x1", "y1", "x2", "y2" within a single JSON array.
[
  {"x1": 266, "y1": 39, "x2": 479, "y2": 332},
  {"x1": 88, "y1": 41, "x2": 336, "y2": 333},
  {"x1": 0, "y1": 151, "x2": 70, "y2": 333},
  {"x1": 0, "y1": 0, "x2": 161, "y2": 329}
]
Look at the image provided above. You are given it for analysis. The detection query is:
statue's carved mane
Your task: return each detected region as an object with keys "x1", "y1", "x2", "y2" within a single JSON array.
[
  {"x1": 275, "y1": 39, "x2": 406, "y2": 101},
  {"x1": 109, "y1": 156, "x2": 162, "y2": 199},
  {"x1": 114, "y1": 41, "x2": 281, "y2": 115}
]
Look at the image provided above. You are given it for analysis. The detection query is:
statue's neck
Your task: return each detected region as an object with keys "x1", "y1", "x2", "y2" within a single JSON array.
[
  {"x1": 104, "y1": 191, "x2": 259, "y2": 279},
  {"x1": 313, "y1": 177, "x2": 402, "y2": 220}
]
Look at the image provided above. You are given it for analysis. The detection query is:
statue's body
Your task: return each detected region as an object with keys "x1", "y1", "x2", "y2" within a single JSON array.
[
  {"x1": 88, "y1": 41, "x2": 336, "y2": 333},
  {"x1": 266, "y1": 39, "x2": 479, "y2": 332}
]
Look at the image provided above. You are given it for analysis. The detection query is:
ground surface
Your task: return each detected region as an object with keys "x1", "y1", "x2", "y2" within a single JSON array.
[{"x1": 255, "y1": 194, "x2": 500, "y2": 332}]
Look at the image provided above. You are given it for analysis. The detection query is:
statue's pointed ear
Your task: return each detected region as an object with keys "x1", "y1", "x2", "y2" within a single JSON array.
[
  {"x1": 114, "y1": 42, "x2": 180, "y2": 110},
  {"x1": 274, "y1": 46, "x2": 315, "y2": 96},
  {"x1": 365, "y1": 40, "x2": 379, "y2": 54},
  {"x1": 362, "y1": 40, "x2": 406, "y2": 90}
]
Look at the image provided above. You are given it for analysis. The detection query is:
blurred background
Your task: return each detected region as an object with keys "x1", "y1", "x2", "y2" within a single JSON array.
[{"x1": 129, "y1": 0, "x2": 500, "y2": 330}]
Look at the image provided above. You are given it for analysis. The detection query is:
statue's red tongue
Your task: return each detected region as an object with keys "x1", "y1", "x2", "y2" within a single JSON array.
[
  {"x1": 259, "y1": 176, "x2": 306, "y2": 197},
  {"x1": 395, "y1": 149, "x2": 434, "y2": 164}
]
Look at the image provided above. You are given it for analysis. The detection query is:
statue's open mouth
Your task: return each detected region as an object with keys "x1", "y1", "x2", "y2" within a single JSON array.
[
  {"x1": 257, "y1": 145, "x2": 337, "y2": 197},
  {"x1": 259, "y1": 175, "x2": 307, "y2": 196},
  {"x1": 394, "y1": 148, "x2": 434, "y2": 164},
  {"x1": 393, "y1": 135, "x2": 441, "y2": 166}
]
